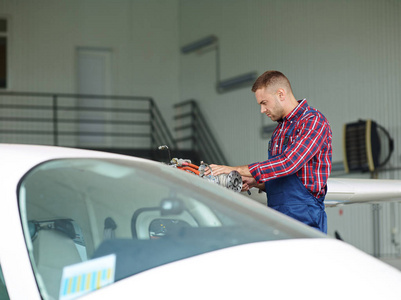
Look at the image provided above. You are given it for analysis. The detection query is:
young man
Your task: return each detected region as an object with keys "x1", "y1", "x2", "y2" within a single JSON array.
[{"x1": 207, "y1": 70, "x2": 332, "y2": 233}]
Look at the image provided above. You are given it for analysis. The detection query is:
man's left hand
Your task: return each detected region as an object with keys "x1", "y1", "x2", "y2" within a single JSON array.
[{"x1": 205, "y1": 164, "x2": 234, "y2": 176}]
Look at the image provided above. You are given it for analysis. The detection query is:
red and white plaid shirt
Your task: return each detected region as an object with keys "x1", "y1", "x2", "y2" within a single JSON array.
[{"x1": 248, "y1": 99, "x2": 332, "y2": 199}]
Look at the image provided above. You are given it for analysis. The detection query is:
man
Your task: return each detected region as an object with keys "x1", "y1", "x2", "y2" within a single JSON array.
[{"x1": 207, "y1": 70, "x2": 332, "y2": 233}]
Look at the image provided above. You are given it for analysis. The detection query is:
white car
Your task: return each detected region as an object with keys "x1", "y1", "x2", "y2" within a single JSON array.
[{"x1": 0, "y1": 144, "x2": 401, "y2": 300}]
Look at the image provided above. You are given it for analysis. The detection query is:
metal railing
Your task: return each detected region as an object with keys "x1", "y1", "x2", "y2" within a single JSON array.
[
  {"x1": 173, "y1": 99, "x2": 228, "y2": 165},
  {"x1": 0, "y1": 91, "x2": 176, "y2": 155}
]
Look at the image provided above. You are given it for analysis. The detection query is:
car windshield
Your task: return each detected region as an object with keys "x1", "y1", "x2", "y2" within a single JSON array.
[{"x1": 18, "y1": 158, "x2": 323, "y2": 299}]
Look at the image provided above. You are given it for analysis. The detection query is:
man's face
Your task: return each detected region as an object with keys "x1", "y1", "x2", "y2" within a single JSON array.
[{"x1": 255, "y1": 87, "x2": 284, "y2": 122}]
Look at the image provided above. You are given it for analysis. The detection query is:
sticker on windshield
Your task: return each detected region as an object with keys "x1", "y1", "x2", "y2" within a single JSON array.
[{"x1": 59, "y1": 254, "x2": 116, "y2": 300}]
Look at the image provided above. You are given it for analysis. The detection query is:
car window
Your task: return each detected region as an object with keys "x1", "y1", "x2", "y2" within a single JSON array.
[
  {"x1": 18, "y1": 158, "x2": 323, "y2": 299},
  {"x1": 0, "y1": 262, "x2": 10, "y2": 300}
]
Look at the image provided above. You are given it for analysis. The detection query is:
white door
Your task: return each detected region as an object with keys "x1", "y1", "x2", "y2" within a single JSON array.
[{"x1": 76, "y1": 48, "x2": 112, "y2": 147}]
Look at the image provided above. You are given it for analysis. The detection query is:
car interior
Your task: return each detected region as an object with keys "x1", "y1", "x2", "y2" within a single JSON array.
[{"x1": 18, "y1": 158, "x2": 299, "y2": 299}]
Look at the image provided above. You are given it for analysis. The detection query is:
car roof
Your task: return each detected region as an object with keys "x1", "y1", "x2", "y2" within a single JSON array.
[{"x1": 0, "y1": 143, "x2": 149, "y2": 181}]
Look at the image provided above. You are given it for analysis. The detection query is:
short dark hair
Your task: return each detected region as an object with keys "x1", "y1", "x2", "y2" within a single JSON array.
[{"x1": 251, "y1": 70, "x2": 292, "y2": 93}]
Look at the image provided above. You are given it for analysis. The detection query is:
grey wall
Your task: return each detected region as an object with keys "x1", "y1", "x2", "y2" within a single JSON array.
[{"x1": 179, "y1": 0, "x2": 401, "y2": 171}]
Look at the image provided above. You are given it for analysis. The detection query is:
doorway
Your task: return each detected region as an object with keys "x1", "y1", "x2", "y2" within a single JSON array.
[{"x1": 76, "y1": 48, "x2": 112, "y2": 147}]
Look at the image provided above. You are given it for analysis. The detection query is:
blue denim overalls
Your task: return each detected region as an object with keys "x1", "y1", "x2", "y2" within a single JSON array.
[{"x1": 265, "y1": 118, "x2": 327, "y2": 233}]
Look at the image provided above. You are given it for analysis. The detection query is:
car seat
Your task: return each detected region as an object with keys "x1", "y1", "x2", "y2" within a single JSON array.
[{"x1": 32, "y1": 220, "x2": 85, "y2": 299}]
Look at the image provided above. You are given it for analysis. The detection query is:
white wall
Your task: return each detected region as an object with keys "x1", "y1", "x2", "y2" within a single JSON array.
[
  {"x1": 0, "y1": 0, "x2": 180, "y2": 136},
  {"x1": 179, "y1": 0, "x2": 401, "y2": 173},
  {"x1": 3, "y1": 0, "x2": 400, "y2": 169}
]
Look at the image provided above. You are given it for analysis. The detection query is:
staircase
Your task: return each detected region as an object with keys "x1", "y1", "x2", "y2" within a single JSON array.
[
  {"x1": 0, "y1": 92, "x2": 228, "y2": 165},
  {"x1": 173, "y1": 100, "x2": 228, "y2": 165}
]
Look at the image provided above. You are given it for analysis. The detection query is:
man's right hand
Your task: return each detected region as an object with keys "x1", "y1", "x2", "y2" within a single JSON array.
[
  {"x1": 242, "y1": 176, "x2": 257, "y2": 191},
  {"x1": 242, "y1": 176, "x2": 265, "y2": 192}
]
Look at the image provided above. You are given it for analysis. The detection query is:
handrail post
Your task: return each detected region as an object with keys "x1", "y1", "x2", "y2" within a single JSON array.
[
  {"x1": 149, "y1": 99, "x2": 155, "y2": 149},
  {"x1": 191, "y1": 101, "x2": 196, "y2": 151},
  {"x1": 52, "y1": 95, "x2": 58, "y2": 146}
]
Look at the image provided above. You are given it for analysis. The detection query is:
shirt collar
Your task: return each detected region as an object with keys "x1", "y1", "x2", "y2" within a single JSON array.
[{"x1": 283, "y1": 99, "x2": 308, "y2": 122}]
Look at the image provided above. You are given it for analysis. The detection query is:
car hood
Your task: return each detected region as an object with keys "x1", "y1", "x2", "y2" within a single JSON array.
[{"x1": 82, "y1": 238, "x2": 401, "y2": 300}]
